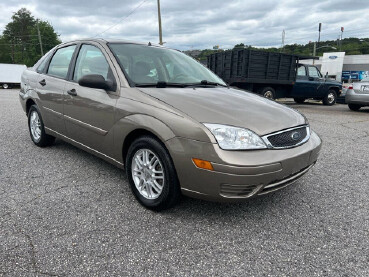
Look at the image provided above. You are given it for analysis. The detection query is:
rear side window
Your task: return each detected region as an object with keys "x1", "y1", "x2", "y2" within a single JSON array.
[
  {"x1": 297, "y1": 65, "x2": 306, "y2": 76},
  {"x1": 73, "y1": 44, "x2": 110, "y2": 81},
  {"x1": 47, "y1": 45, "x2": 76, "y2": 79}
]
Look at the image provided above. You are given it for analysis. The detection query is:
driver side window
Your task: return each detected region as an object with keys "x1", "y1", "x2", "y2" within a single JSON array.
[
  {"x1": 308, "y1": 66, "x2": 321, "y2": 78},
  {"x1": 73, "y1": 45, "x2": 110, "y2": 82}
]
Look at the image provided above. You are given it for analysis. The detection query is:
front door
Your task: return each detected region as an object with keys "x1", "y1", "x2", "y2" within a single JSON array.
[
  {"x1": 306, "y1": 65, "x2": 324, "y2": 97},
  {"x1": 63, "y1": 43, "x2": 119, "y2": 155}
]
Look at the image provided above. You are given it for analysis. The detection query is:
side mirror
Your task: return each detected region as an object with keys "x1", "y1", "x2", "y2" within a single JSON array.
[{"x1": 78, "y1": 74, "x2": 115, "y2": 91}]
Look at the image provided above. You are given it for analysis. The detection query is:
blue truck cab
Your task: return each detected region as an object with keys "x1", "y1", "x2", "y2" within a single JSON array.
[{"x1": 291, "y1": 64, "x2": 342, "y2": 105}]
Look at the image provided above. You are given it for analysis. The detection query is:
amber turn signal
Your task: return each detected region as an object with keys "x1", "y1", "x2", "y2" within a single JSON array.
[{"x1": 192, "y1": 158, "x2": 214, "y2": 171}]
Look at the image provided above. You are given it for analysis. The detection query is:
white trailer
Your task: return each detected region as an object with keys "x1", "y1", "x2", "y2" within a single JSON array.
[{"x1": 0, "y1": 63, "x2": 27, "y2": 89}]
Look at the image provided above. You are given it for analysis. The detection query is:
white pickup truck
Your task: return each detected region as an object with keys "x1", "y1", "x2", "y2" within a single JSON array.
[{"x1": 0, "y1": 63, "x2": 27, "y2": 89}]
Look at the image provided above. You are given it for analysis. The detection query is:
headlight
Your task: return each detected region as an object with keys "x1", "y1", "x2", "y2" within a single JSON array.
[{"x1": 203, "y1": 123, "x2": 267, "y2": 150}]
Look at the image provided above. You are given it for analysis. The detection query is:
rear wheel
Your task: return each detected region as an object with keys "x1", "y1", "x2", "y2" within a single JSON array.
[
  {"x1": 28, "y1": 105, "x2": 55, "y2": 147},
  {"x1": 323, "y1": 90, "x2": 337, "y2": 106},
  {"x1": 2, "y1": 84, "x2": 9, "y2": 89},
  {"x1": 126, "y1": 136, "x2": 181, "y2": 211},
  {"x1": 294, "y1": 98, "x2": 306, "y2": 104},
  {"x1": 259, "y1": 87, "x2": 275, "y2": 100},
  {"x1": 348, "y1": 104, "x2": 362, "y2": 111}
]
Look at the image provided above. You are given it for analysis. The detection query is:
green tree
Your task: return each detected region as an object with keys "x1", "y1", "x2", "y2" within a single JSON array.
[{"x1": 1, "y1": 8, "x2": 61, "y2": 66}]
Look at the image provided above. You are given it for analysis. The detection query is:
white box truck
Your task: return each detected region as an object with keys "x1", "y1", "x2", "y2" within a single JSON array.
[{"x1": 0, "y1": 63, "x2": 27, "y2": 89}]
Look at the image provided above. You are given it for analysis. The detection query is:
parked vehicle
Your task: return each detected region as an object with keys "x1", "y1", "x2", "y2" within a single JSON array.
[
  {"x1": 345, "y1": 77, "x2": 369, "y2": 110},
  {"x1": 337, "y1": 82, "x2": 352, "y2": 104},
  {"x1": 0, "y1": 63, "x2": 27, "y2": 89},
  {"x1": 207, "y1": 49, "x2": 342, "y2": 105},
  {"x1": 19, "y1": 39, "x2": 321, "y2": 210}
]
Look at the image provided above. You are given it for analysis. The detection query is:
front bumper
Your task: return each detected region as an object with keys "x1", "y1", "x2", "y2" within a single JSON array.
[
  {"x1": 166, "y1": 131, "x2": 322, "y2": 202},
  {"x1": 345, "y1": 89, "x2": 369, "y2": 106}
]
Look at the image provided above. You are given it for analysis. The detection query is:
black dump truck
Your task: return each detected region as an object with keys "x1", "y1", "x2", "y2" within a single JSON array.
[{"x1": 207, "y1": 49, "x2": 342, "y2": 105}]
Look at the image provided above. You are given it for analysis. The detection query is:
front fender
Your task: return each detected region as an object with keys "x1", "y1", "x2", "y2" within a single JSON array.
[{"x1": 111, "y1": 113, "x2": 176, "y2": 163}]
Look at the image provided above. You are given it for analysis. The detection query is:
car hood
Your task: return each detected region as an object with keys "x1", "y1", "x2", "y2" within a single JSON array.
[{"x1": 137, "y1": 87, "x2": 306, "y2": 135}]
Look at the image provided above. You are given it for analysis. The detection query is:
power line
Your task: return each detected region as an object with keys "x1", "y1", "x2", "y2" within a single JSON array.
[{"x1": 92, "y1": 0, "x2": 151, "y2": 38}]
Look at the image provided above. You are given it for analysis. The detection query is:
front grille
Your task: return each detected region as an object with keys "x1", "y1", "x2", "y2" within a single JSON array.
[
  {"x1": 265, "y1": 126, "x2": 308, "y2": 148},
  {"x1": 220, "y1": 183, "x2": 258, "y2": 197}
]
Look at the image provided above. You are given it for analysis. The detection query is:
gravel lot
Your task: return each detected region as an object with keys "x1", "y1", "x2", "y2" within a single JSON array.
[{"x1": 1, "y1": 89, "x2": 368, "y2": 276}]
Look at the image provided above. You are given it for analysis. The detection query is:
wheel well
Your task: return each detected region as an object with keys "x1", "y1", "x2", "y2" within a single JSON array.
[
  {"x1": 329, "y1": 87, "x2": 340, "y2": 95},
  {"x1": 26, "y1": 99, "x2": 36, "y2": 115},
  {"x1": 122, "y1": 129, "x2": 163, "y2": 164}
]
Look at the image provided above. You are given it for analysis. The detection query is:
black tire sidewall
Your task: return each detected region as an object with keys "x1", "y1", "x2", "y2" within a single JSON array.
[
  {"x1": 28, "y1": 105, "x2": 52, "y2": 147},
  {"x1": 260, "y1": 87, "x2": 275, "y2": 99},
  {"x1": 294, "y1": 98, "x2": 306, "y2": 104},
  {"x1": 126, "y1": 136, "x2": 180, "y2": 210},
  {"x1": 324, "y1": 90, "x2": 337, "y2": 105},
  {"x1": 348, "y1": 104, "x2": 361, "y2": 111}
]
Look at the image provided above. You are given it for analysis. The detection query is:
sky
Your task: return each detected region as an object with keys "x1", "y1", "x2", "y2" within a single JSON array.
[{"x1": 1, "y1": 0, "x2": 369, "y2": 50}]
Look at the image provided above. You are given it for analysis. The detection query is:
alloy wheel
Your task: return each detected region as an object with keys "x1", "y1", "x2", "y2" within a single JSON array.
[
  {"x1": 30, "y1": 111, "x2": 42, "y2": 142},
  {"x1": 131, "y1": 149, "x2": 165, "y2": 200}
]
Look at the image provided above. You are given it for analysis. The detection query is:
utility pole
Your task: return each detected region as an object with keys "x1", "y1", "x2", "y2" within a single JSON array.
[
  {"x1": 37, "y1": 20, "x2": 44, "y2": 56},
  {"x1": 318, "y1": 23, "x2": 322, "y2": 48},
  {"x1": 157, "y1": 0, "x2": 163, "y2": 45},
  {"x1": 281, "y1": 30, "x2": 285, "y2": 53},
  {"x1": 340, "y1": 26, "x2": 344, "y2": 51},
  {"x1": 313, "y1": 42, "x2": 316, "y2": 65}
]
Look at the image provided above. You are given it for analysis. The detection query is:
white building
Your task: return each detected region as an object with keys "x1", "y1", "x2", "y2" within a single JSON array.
[{"x1": 301, "y1": 53, "x2": 369, "y2": 82}]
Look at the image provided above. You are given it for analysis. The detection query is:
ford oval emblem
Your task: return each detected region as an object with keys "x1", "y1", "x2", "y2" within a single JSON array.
[
  {"x1": 291, "y1": 132, "x2": 301, "y2": 141},
  {"x1": 329, "y1": 55, "x2": 338, "y2": 59}
]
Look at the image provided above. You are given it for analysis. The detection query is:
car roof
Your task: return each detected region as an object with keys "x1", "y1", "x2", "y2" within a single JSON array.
[{"x1": 58, "y1": 38, "x2": 166, "y2": 48}]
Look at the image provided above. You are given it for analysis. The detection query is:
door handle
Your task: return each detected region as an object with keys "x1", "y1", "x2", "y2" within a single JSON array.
[
  {"x1": 39, "y1": 79, "x2": 46, "y2": 86},
  {"x1": 67, "y1": 89, "x2": 77, "y2": 96}
]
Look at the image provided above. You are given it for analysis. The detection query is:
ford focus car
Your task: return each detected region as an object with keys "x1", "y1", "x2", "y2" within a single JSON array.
[{"x1": 19, "y1": 39, "x2": 322, "y2": 210}]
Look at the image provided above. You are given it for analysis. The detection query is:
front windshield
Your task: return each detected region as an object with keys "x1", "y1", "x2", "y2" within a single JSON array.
[{"x1": 108, "y1": 43, "x2": 226, "y2": 86}]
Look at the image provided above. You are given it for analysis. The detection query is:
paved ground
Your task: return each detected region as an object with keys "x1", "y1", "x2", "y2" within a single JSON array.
[{"x1": 0, "y1": 89, "x2": 368, "y2": 277}]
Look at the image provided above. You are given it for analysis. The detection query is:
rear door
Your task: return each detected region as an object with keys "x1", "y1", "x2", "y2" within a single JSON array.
[
  {"x1": 36, "y1": 44, "x2": 77, "y2": 134},
  {"x1": 63, "y1": 43, "x2": 120, "y2": 154}
]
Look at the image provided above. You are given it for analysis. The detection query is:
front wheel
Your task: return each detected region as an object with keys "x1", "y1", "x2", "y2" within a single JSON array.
[
  {"x1": 323, "y1": 90, "x2": 337, "y2": 106},
  {"x1": 126, "y1": 136, "x2": 181, "y2": 211},
  {"x1": 348, "y1": 104, "x2": 362, "y2": 111},
  {"x1": 2, "y1": 83, "x2": 9, "y2": 89},
  {"x1": 28, "y1": 105, "x2": 55, "y2": 147}
]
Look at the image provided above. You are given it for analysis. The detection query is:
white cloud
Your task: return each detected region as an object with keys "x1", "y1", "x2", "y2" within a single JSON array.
[{"x1": 1, "y1": 0, "x2": 368, "y2": 50}]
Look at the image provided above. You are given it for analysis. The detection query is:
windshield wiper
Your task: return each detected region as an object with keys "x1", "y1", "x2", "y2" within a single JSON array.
[
  {"x1": 187, "y1": 80, "x2": 228, "y2": 87},
  {"x1": 134, "y1": 81, "x2": 187, "y2": 88}
]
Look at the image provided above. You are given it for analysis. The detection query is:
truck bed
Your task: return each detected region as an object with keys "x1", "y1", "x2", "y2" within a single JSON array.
[{"x1": 207, "y1": 49, "x2": 303, "y2": 85}]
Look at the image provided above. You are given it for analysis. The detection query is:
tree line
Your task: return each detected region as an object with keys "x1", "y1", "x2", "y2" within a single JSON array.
[
  {"x1": 0, "y1": 8, "x2": 61, "y2": 67},
  {"x1": 195, "y1": 38, "x2": 369, "y2": 63}
]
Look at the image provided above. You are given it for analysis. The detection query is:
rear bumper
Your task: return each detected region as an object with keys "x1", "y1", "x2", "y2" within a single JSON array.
[
  {"x1": 345, "y1": 89, "x2": 369, "y2": 106},
  {"x1": 166, "y1": 131, "x2": 322, "y2": 202}
]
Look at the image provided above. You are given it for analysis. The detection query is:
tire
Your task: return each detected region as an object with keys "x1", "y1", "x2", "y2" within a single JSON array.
[
  {"x1": 126, "y1": 136, "x2": 181, "y2": 211},
  {"x1": 294, "y1": 98, "x2": 306, "y2": 104},
  {"x1": 348, "y1": 104, "x2": 362, "y2": 111},
  {"x1": 323, "y1": 90, "x2": 337, "y2": 106},
  {"x1": 2, "y1": 84, "x2": 9, "y2": 89},
  {"x1": 28, "y1": 105, "x2": 55, "y2": 147},
  {"x1": 259, "y1": 87, "x2": 275, "y2": 100}
]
